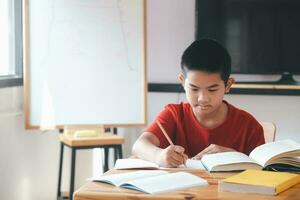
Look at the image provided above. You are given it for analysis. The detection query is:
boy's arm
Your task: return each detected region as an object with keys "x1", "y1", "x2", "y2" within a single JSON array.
[
  {"x1": 132, "y1": 132, "x2": 187, "y2": 167},
  {"x1": 132, "y1": 132, "x2": 161, "y2": 162}
]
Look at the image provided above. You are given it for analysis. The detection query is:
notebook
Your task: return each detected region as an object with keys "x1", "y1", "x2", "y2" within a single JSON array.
[{"x1": 92, "y1": 170, "x2": 208, "y2": 194}]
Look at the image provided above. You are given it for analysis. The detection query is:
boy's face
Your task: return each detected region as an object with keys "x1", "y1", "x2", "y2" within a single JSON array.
[{"x1": 179, "y1": 70, "x2": 234, "y2": 118}]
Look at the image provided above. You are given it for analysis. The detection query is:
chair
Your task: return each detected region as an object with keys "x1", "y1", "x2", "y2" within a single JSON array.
[
  {"x1": 57, "y1": 129, "x2": 124, "y2": 200},
  {"x1": 260, "y1": 122, "x2": 276, "y2": 143}
]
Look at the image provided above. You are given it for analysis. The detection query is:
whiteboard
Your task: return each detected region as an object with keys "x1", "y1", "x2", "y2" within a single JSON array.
[{"x1": 23, "y1": 0, "x2": 147, "y2": 129}]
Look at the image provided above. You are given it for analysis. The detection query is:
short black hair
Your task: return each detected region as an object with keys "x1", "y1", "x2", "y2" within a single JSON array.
[{"x1": 181, "y1": 38, "x2": 231, "y2": 84}]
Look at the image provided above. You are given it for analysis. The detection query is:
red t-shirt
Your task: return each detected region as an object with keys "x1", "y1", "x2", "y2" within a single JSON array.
[{"x1": 146, "y1": 101, "x2": 265, "y2": 157}]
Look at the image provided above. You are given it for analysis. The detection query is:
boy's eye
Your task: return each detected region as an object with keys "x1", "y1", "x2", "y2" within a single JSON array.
[
  {"x1": 208, "y1": 89, "x2": 218, "y2": 92},
  {"x1": 190, "y1": 88, "x2": 198, "y2": 92}
]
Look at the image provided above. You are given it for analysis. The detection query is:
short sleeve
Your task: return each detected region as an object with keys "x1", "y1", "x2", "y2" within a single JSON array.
[{"x1": 145, "y1": 105, "x2": 177, "y2": 148}]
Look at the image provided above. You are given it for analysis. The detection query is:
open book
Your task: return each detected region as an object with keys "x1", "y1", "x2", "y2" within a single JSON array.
[
  {"x1": 92, "y1": 170, "x2": 208, "y2": 194},
  {"x1": 115, "y1": 140, "x2": 300, "y2": 172},
  {"x1": 186, "y1": 139, "x2": 300, "y2": 172}
]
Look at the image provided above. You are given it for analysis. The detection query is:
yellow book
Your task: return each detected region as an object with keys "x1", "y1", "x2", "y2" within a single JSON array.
[{"x1": 219, "y1": 170, "x2": 300, "y2": 195}]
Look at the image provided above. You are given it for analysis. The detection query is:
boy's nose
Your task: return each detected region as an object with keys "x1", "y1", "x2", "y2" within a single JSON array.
[{"x1": 198, "y1": 92, "x2": 209, "y2": 102}]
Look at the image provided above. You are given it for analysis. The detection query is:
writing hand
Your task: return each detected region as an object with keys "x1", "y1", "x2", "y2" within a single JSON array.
[{"x1": 156, "y1": 145, "x2": 188, "y2": 167}]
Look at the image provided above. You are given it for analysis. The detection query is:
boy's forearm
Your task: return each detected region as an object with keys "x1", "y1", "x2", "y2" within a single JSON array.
[{"x1": 132, "y1": 138, "x2": 162, "y2": 164}]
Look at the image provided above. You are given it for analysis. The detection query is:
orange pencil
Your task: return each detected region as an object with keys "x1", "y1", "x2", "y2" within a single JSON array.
[
  {"x1": 156, "y1": 120, "x2": 187, "y2": 167},
  {"x1": 156, "y1": 120, "x2": 174, "y2": 146}
]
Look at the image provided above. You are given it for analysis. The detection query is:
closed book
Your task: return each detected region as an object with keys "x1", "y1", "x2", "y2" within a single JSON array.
[{"x1": 219, "y1": 169, "x2": 300, "y2": 195}]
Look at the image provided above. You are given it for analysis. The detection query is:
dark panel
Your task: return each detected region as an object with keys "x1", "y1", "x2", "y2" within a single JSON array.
[{"x1": 148, "y1": 83, "x2": 300, "y2": 96}]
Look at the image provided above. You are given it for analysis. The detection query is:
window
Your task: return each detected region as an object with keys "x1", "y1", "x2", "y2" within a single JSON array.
[{"x1": 0, "y1": 0, "x2": 22, "y2": 88}]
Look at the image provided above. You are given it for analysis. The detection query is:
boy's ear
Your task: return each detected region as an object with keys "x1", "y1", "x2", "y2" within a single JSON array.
[
  {"x1": 225, "y1": 77, "x2": 235, "y2": 93},
  {"x1": 178, "y1": 73, "x2": 185, "y2": 87}
]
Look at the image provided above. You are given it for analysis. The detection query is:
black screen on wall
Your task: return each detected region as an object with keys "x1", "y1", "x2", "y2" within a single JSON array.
[{"x1": 196, "y1": 0, "x2": 300, "y2": 75}]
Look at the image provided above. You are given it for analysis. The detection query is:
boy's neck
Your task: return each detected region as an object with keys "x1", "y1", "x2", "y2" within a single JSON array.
[{"x1": 194, "y1": 102, "x2": 228, "y2": 129}]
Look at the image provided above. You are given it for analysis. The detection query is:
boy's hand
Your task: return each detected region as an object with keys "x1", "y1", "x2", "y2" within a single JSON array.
[
  {"x1": 156, "y1": 145, "x2": 188, "y2": 168},
  {"x1": 192, "y1": 144, "x2": 236, "y2": 160}
]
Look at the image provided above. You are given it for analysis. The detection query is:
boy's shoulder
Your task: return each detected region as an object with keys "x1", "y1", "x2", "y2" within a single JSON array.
[{"x1": 226, "y1": 101, "x2": 259, "y2": 123}]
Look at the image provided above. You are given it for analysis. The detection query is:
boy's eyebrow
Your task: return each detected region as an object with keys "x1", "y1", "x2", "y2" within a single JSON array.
[
  {"x1": 207, "y1": 84, "x2": 220, "y2": 88},
  {"x1": 189, "y1": 83, "x2": 220, "y2": 88},
  {"x1": 189, "y1": 83, "x2": 200, "y2": 88}
]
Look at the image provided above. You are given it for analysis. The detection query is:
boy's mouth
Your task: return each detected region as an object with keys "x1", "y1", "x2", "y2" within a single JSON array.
[
  {"x1": 195, "y1": 104, "x2": 211, "y2": 110},
  {"x1": 200, "y1": 106, "x2": 210, "y2": 110}
]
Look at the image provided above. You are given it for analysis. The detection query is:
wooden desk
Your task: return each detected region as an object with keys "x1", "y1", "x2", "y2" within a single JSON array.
[{"x1": 73, "y1": 168, "x2": 300, "y2": 200}]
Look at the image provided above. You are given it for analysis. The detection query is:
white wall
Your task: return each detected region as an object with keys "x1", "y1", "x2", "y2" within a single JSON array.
[
  {"x1": 1, "y1": 0, "x2": 300, "y2": 200},
  {"x1": 147, "y1": 0, "x2": 195, "y2": 83},
  {"x1": 225, "y1": 95, "x2": 300, "y2": 142},
  {"x1": 0, "y1": 87, "x2": 95, "y2": 200}
]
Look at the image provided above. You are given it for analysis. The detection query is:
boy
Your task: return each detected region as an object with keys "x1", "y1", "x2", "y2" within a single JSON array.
[{"x1": 132, "y1": 39, "x2": 265, "y2": 167}]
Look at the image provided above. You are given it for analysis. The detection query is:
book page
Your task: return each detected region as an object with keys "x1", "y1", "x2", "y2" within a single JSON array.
[
  {"x1": 92, "y1": 170, "x2": 167, "y2": 186},
  {"x1": 201, "y1": 152, "x2": 259, "y2": 171},
  {"x1": 114, "y1": 158, "x2": 159, "y2": 170},
  {"x1": 249, "y1": 139, "x2": 300, "y2": 167},
  {"x1": 120, "y1": 172, "x2": 208, "y2": 194},
  {"x1": 178, "y1": 159, "x2": 206, "y2": 170},
  {"x1": 272, "y1": 156, "x2": 300, "y2": 167}
]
